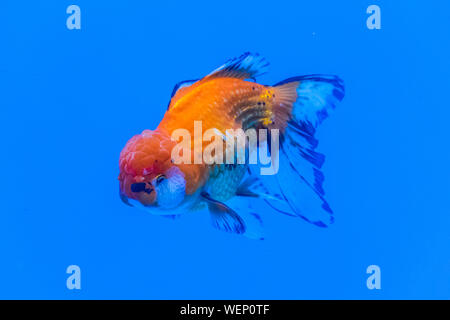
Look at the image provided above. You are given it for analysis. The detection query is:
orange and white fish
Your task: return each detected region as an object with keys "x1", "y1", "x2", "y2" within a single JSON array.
[{"x1": 118, "y1": 53, "x2": 344, "y2": 239}]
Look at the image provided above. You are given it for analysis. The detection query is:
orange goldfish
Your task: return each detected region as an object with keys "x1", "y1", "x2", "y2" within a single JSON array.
[{"x1": 118, "y1": 53, "x2": 344, "y2": 239}]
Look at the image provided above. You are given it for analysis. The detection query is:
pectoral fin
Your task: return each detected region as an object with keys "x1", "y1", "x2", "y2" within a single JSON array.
[
  {"x1": 201, "y1": 192, "x2": 264, "y2": 239},
  {"x1": 201, "y1": 192, "x2": 246, "y2": 234}
]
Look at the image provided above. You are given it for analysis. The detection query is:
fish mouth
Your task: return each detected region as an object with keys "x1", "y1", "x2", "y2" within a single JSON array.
[
  {"x1": 119, "y1": 184, "x2": 183, "y2": 214},
  {"x1": 119, "y1": 188, "x2": 157, "y2": 209},
  {"x1": 119, "y1": 191, "x2": 185, "y2": 216}
]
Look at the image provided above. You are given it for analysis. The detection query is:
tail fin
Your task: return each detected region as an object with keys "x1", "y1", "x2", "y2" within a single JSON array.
[{"x1": 269, "y1": 75, "x2": 345, "y2": 227}]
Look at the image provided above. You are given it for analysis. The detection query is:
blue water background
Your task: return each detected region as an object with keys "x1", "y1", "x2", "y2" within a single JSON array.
[{"x1": 1, "y1": 1, "x2": 449, "y2": 299}]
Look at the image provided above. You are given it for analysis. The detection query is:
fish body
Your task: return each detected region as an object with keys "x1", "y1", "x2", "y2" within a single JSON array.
[
  {"x1": 119, "y1": 53, "x2": 345, "y2": 238},
  {"x1": 158, "y1": 77, "x2": 278, "y2": 201},
  {"x1": 160, "y1": 78, "x2": 272, "y2": 134}
]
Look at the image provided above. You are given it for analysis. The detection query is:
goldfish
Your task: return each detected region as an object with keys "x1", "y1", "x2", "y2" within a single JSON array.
[{"x1": 118, "y1": 53, "x2": 344, "y2": 239}]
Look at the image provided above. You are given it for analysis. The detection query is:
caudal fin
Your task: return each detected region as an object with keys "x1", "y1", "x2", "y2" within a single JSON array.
[{"x1": 269, "y1": 75, "x2": 345, "y2": 227}]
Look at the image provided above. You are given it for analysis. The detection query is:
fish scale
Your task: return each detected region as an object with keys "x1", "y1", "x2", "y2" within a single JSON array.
[
  {"x1": 206, "y1": 164, "x2": 247, "y2": 202},
  {"x1": 159, "y1": 78, "x2": 270, "y2": 136}
]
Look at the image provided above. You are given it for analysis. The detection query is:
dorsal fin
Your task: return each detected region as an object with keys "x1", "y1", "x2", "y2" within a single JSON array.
[
  {"x1": 166, "y1": 53, "x2": 269, "y2": 110},
  {"x1": 167, "y1": 79, "x2": 198, "y2": 110},
  {"x1": 203, "y1": 52, "x2": 269, "y2": 81}
]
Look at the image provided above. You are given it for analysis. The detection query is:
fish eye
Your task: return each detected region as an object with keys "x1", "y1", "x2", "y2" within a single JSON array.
[{"x1": 156, "y1": 175, "x2": 166, "y2": 184}]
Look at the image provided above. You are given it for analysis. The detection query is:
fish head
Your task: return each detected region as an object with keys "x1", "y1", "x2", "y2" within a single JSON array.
[{"x1": 118, "y1": 129, "x2": 186, "y2": 214}]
